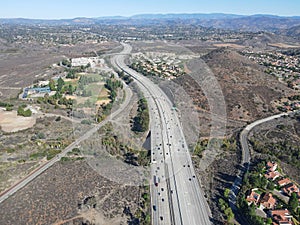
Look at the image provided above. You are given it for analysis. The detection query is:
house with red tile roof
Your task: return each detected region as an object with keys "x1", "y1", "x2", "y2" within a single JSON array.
[
  {"x1": 246, "y1": 189, "x2": 261, "y2": 205},
  {"x1": 282, "y1": 183, "x2": 299, "y2": 196},
  {"x1": 271, "y1": 209, "x2": 293, "y2": 225},
  {"x1": 267, "y1": 161, "x2": 278, "y2": 172},
  {"x1": 278, "y1": 178, "x2": 292, "y2": 187},
  {"x1": 260, "y1": 193, "x2": 276, "y2": 209},
  {"x1": 265, "y1": 171, "x2": 281, "y2": 181}
]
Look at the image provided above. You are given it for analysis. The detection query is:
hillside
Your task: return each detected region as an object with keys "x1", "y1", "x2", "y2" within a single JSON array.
[
  {"x1": 278, "y1": 24, "x2": 300, "y2": 40},
  {"x1": 175, "y1": 48, "x2": 295, "y2": 135},
  {"x1": 200, "y1": 15, "x2": 300, "y2": 32},
  {"x1": 1, "y1": 14, "x2": 300, "y2": 32},
  {"x1": 237, "y1": 32, "x2": 299, "y2": 49}
]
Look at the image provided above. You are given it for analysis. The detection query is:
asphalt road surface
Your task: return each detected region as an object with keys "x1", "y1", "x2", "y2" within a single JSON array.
[
  {"x1": 229, "y1": 112, "x2": 289, "y2": 220},
  {"x1": 113, "y1": 43, "x2": 212, "y2": 225},
  {"x1": 0, "y1": 80, "x2": 133, "y2": 204}
]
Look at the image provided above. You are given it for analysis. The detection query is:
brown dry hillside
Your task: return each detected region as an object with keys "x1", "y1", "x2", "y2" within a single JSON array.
[
  {"x1": 176, "y1": 48, "x2": 295, "y2": 135},
  {"x1": 0, "y1": 41, "x2": 119, "y2": 99}
]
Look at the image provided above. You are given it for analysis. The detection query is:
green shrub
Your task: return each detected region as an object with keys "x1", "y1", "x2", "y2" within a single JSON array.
[{"x1": 17, "y1": 106, "x2": 32, "y2": 117}]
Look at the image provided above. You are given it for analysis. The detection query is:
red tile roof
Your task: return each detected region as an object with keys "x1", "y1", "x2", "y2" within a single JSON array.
[
  {"x1": 282, "y1": 183, "x2": 299, "y2": 196},
  {"x1": 265, "y1": 171, "x2": 281, "y2": 180},
  {"x1": 260, "y1": 193, "x2": 276, "y2": 209},
  {"x1": 271, "y1": 209, "x2": 293, "y2": 225},
  {"x1": 278, "y1": 178, "x2": 291, "y2": 187},
  {"x1": 246, "y1": 189, "x2": 260, "y2": 204},
  {"x1": 267, "y1": 161, "x2": 277, "y2": 172}
]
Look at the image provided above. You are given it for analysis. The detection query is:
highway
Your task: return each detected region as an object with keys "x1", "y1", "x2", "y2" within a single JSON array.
[
  {"x1": 0, "y1": 80, "x2": 133, "y2": 204},
  {"x1": 229, "y1": 112, "x2": 289, "y2": 215},
  {"x1": 112, "y1": 43, "x2": 212, "y2": 225}
]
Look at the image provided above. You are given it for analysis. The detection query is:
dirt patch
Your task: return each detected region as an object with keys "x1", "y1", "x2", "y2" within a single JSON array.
[
  {"x1": 213, "y1": 43, "x2": 245, "y2": 49},
  {"x1": 0, "y1": 115, "x2": 84, "y2": 193},
  {"x1": 98, "y1": 87, "x2": 110, "y2": 100},
  {"x1": 54, "y1": 208, "x2": 124, "y2": 225},
  {"x1": 65, "y1": 95, "x2": 76, "y2": 100},
  {"x1": 196, "y1": 150, "x2": 240, "y2": 225},
  {"x1": 0, "y1": 161, "x2": 37, "y2": 193},
  {"x1": 268, "y1": 43, "x2": 300, "y2": 48},
  {"x1": 0, "y1": 160, "x2": 141, "y2": 225},
  {"x1": 95, "y1": 99, "x2": 110, "y2": 105},
  {"x1": 161, "y1": 46, "x2": 286, "y2": 139},
  {"x1": 0, "y1": 108, "x2": 36, "y2": 132}
]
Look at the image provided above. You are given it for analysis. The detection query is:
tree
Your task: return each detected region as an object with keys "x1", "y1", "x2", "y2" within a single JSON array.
[
  {"x1": 5, "y1": 105, "x2": 13, "y2": 111},
  {"x1": 17, "y1": 106, "x2": 32, "y2": 117},
  {"x1": 61, "y1": 59, "x2": 71, "y2": 67},
  {"x1": 57, "y1": 77, "x2": 65, "y2": 91},
  {"x1": 267, "y1": 181, "x2": 275, "y2": 190},
  {"x1": 225, "y1": 207, "x2": 234, "y2": 221},
  {"x1": 49, "y1": 79, "x2": 56, "y2": 91},
  {"x1": 132, "y1": 98, "x2": 149, "y2": 132},
  {"x1": 66, "y1": 70, "x2": 76, "y2": 79},
  {"x1": 288, "y1": 192, "x2": 299, "y2": 211},
  {"x1": 67, "y1": 84, "x2": 74, "y2": 94},
  {"x1": 110, "y1": 90, "x2": 117, "y2": 102},
  {"x1": 266, "y1": 218, "x2": 272, "y2": 225},
  {"x1": 37, "y1": 132, "x2": 46, "y2": 139},
  {"x1": 218, "y1": 198, "x2": 227, "y2": 211},
  {"x1": 54, "y1": 91, "x2": 62, "y2": 100},
  {"x1": 224, "y1": 188, "x2": 231, "y2": 199}
]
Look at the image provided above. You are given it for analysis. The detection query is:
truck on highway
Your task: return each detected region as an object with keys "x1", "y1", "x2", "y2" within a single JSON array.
[{"x1": 154, "y1": 175, "x2": 159, "y2": 186}]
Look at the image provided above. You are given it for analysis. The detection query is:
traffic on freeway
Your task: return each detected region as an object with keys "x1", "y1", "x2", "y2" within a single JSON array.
[{"x1": 113, "y1": 43, "x2": 212, "y2": 225}]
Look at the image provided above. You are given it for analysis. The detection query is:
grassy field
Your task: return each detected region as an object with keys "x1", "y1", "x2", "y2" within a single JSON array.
[
  {"x1": 67, "y1": 73, "x2": 110, "y2": 108},
  {"x1": 74, "y1": 85, "x2": 109, "y2": 107},
  {"x1": 80, "y1": 73, "x2": 105, "y2": 82}
]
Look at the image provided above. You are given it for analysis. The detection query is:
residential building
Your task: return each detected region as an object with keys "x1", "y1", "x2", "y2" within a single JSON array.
[
  {"x1": 278, "y1": 178, "x2": 292, "y2": 187},
  {"x1": 38, "y1": 80, "x2": 50, "y2": 87},
  {"x1": 267, "y1": 161, "x2": 278, "y2": 172},
  {"x1": 22, "y1": 87, "x2": 51, "y2": 98},
  {"x1": 260, "y1": 193, "x2": 276, "y2": 209},
  {"x1": 282, "y1": 183, "x2": 299, "y2": 196},
  {"x1": 265, "y1": 171, "x2": 281, "y2": 181},
  {"x1": 271, "y1": 209, "x2": 293, "y2": 225},
  {"x1": 246, "y1": 189, "x2": 261, "y2": 205}
]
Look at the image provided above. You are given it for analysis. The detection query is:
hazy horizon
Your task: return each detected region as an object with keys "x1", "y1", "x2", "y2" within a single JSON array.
[
  {"x1": 1, "y1": 0, "x2": 299, "y2": 20},
  {"x1": 1, "y1": 12, "x2": 300, "y2": 20}
]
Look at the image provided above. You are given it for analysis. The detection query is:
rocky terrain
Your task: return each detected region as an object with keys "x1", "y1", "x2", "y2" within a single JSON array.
[
  {"x1": 249, "y1": 113, "x2": 300, "y2": 184},
  {"x1": 173, "y1": 45, "x2": 299, "y2": 224},
  {"x1": 0, "y1": 39, "x2": 119, "y2": 99},
  {"x1": 175, "y1": 47, "x2": 296, "y2": 135},
  {"x1": 0, "y1": 14, "x2": 299, "y2": 224},
  {"x1": 0, "y1": 160, "x2": 142, "y2": 225}
]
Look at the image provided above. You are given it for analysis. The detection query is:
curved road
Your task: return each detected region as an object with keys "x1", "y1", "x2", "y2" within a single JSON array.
[
  {"x1": 0, "y1": 77, "x2": 133, "y2": 204},
  {"x1": 229, "y1": 112, "x2": 289, "y2": 216}
]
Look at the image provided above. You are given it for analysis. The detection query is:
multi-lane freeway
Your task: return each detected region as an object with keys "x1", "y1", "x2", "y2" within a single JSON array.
[
  {"x1": 0, "y1": 42, "x2": 212, "y2": 225},
  {"x1": 113, "y1": 43, "x2": 212, "y2": 225},
  {"x1": 0, "y1": 81, "x2": 132, "y2": 204}
]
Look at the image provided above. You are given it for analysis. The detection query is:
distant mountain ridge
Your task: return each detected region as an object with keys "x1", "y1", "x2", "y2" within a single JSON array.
[
  {"x1": 278, "y1": 24, "x2": 300, "y2": 39},
  {"x1": 1, "y1": 13, "x2": 300, "y2": 33},
  {"x1": 130, "y1": 13, "x2": 244, "y2": 20}
]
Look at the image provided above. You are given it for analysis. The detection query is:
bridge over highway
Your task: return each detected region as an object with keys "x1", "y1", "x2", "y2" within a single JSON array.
[{"x1": 112, "y1": 43, "x2": 212, "y2": 225}]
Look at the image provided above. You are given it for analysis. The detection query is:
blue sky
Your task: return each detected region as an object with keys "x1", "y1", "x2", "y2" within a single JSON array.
[{"x1": 1, "y1": 0, "x2": 299, "y2": 19}]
